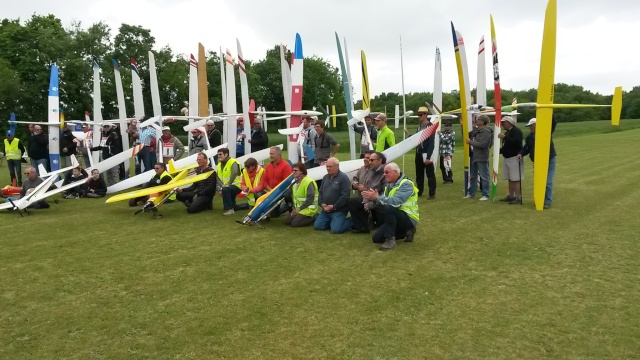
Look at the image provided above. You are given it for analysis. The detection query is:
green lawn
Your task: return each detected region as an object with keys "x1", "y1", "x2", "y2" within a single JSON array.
[{"x1": 1, "y1": 120, "x2": 639, "y2": 359}]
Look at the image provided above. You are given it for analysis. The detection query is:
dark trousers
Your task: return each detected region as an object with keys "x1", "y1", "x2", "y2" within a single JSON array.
[
  {"x1": 177, "y1": 191, "x2": 213, "y2": 214},
  {"x1": 284, "y1": 212, "x2": 315, "y2": 227},
  {"x1": 348, "y1": 196, "x2": 370, "y2": 230},
  {"x1": 415, "y1": 153, "x2": 436, "y2": 196},
  {"x1": 372, "y1": 205, "x2": 415, "y2": 243},
  {"x1": 137, "y1": 146, "x2": 154, "y2": 173},
  {"x1": 7, "y1": 159, "x2": 21, "y2": 184},
  {"x1": 221, "y1": 185, "x2": 242, "y2": 210},
  {"x1": 439, "y1": 155, "x2": 453, "y2": 183}
]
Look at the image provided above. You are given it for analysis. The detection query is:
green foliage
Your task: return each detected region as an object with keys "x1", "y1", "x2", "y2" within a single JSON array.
[{"x1": 1, "y1": 14, "x2": 638, "y2": 142}]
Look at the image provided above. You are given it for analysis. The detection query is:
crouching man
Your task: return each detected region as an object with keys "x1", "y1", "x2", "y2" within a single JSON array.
[
  {"x1": 176, "y1": 152, "x2": 216, "y2": 213},
  {"x1": 362, "y1": 162, "x2": 419, "y2": 250}
]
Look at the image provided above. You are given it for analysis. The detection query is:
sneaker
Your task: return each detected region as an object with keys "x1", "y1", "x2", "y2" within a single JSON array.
[
  {"x1": 379, "y1": 237, "x2": 397, "y2": 250},
  {"x1": 508, "y1": 198, "x2": 521, "y2": 205},
  {"x1": 463, "y1": 195, "x2": 474, "y2": 199},
  {"x1": 427, "y1": 195, "x2": 436, "y2": 200},
  {"x1": 479, "y1": 196, "x2": 489, "y2": 201},
  {"x1": 223, "y1": 209, "x2": 235, "y2": 216},
  {"x1": 499, "y1": 195, "x2": 515, "y2": 202},
  {"x1": 544, "y1": 204, "x2": 551, "y2": 209},
  {"x1": 404, "y1": 227, "x2": 416, "y2": 242}
]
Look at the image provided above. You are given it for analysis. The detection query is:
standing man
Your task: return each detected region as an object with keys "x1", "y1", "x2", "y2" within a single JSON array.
[
  {"x1": 176, "y1": 152, "x2": 217, "y2": 213},
  {"x1": 236, "y1": 117, "x2": 246, "y2": 157},
  {"x1": 413, "y1": 106, "x2": 437, "y2": 199},
  {"x1": 349, "y1": 151, "x2": 386, "y2": 233},
  {"x1": 464, "y1": 115, "x2": 492, "y2": 201},
  {"x1": 75, "y1": 124, "x2": 93, "y2": 169},
  {"x1": 517, "y1": 116, "x2": 558, "y2": 209},
  {"x1": 374, "y1": 113, "x2": 395, "y2": 151},
  {"x1": 352, "y1": 113, "x2": 377, "y2": 158},
  {"x1": 314, "y1": 157, "x2": 352, "y2": 234},
  {"x1": 59, "y1": 125, "x2": 77, "y2": 170},
  {"x1": 28, "y1": 125, "x2": 49, "y2": 176},
  {"x1": 3, "y1": 131, "x2": 25, "y2": 185},
  {"x1": 284, "y1": 162, "x2": 318, "y2": 227},
  {"x1": 137, "y1": 122, "x2": 157, "y2": 172},
  {"x1": 300, "y1": 116, "x2": 317, "y2": 167},
  {"x1": 206, "y1": 120, "x2": 222, "y2": 149},
  {"x1": 188, "y1": 128, "x2": 207, "y2": 156},
  {"x1": 313, "y1": 122, "x2": 340, "y2": 167},
  {"x1": 216, "y1": 147, "x2": 242, "y2": 215},
  {"x1": 160, "y1": 126, "x2": 185, "y2": 164},
  {"x1": 498, "y1": 116, "x2": 523, "y2": 204},
  {"x1": 249, "y1": 120, "x2": 269, "y2": 153},
  {"x1": 438, "y1": 120, "x2": 455, "y2": 184},
  {"x1": 92, "y1": 124, "x2": 122, "y2": 186},
  {"x1": 362, "y1": 162, "x2": 419, "y2": 250}
]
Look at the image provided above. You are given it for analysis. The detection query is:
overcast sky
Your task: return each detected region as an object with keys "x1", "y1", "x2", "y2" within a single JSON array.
[{"x1": 5, "y1": 0, "x2": 639, "y2": 102}]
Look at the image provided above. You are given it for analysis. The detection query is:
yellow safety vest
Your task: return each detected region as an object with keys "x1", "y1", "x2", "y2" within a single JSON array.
[
  {"x1": 159, "y1": 171, "x2": 176, "y2": 201},
  {"x1": 293, "y1": 176, "x2": 318, "y2": 217},
  {"x1": 385, "y1": 178, "x2": 419, "y2": 222},
  {"x1": 217, "y1": 158, "x2": 241, "y2": 187},
  {"x1": 4, "y1": 138, "x2": 21, "y2": 160},
  {"x1": 242, "y1": 167, "x2": 264, "y2": 206}
]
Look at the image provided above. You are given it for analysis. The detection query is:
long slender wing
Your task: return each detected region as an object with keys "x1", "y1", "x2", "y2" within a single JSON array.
[{"x1": 106, "y1": 170, "x2": 214, "y2": 204}]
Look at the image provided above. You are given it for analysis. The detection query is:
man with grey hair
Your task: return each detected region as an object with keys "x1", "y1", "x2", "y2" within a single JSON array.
[
  {"x1": 314, "y1": 157, "x2": 352, "y2": 234},
  {"x1": 362, "y1": 162, "x2": 419, "y2": 250}
]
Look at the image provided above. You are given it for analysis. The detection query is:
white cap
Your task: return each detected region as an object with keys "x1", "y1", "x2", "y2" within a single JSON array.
[
  {"x1": 162, "y1": 126, "x2": 170, "y2": 131},
  {"x1": 526, "y1": 118, "x2": 537, "y2": 127},
  {"x1": 206, "y1": 120, "x2": 215, "y2": 125}
]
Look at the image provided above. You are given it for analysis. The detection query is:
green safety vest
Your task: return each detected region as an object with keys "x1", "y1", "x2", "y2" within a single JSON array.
[
  {"x1": 293, "y1": 176, "x2": 318, "y2": 217},
  {"x1": 375, "y1": 126, "x2": 395, "y2": 152},
  {"x1": 385, "y1": 178, "x2": 419, "y2": 222},
  {"x1": 242, "y1": 167, "x2": 264, "y2": 206},
  {"x1": 217, "y1": 158, "x2": 241, "y2": 187},
  {"x1": 4, "y1": 138, "x2": 21, "y2": 160}
]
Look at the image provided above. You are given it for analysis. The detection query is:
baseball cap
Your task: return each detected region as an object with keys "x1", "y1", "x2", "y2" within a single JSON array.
[
  {"x1": 162, "y1": 126, "x2": 170, "y2": 131},
  {"x1": 526, "y1": 118, "x2": 536, "y2": 127},
  {"x1": 501, "y1": 116, "x2": 516, "y2": 126}
]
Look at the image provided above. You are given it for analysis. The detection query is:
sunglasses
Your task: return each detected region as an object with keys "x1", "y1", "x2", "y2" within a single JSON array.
[{"x1": 154, "y1": 167, "x2": 162, "y2": 170}]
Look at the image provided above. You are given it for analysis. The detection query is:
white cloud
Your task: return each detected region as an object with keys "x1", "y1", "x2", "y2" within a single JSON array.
[{"x1": 4, "y1": 0, "x2": 639, "y2": 100}]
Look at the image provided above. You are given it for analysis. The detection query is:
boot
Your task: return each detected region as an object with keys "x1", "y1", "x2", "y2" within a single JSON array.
[
  {"x1": 379, "y1": 237, "x2": 396, "y2": 250},
  {"x1": 404, "y1": 227, "x2": 416, "y2": 242}
]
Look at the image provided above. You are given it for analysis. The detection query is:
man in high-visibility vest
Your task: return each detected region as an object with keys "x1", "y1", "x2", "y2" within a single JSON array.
[
  {"x1": 362, "y1": 162, "x2": 419, "y2": 250},
  {"x1": 217, "y1": 147, "x2": 242, "y2": 215},
  {"x1": 237, "y1": 157, "x2": 265, "y2": 211},
  {"x1": 3, "y1": 131, "x2": 25, "y2": 185},
  {"x1": 373, "y1": 113, "x2": 395, "y2": 152},
  {"x1": 284, "y1": 162, "x2": 318, "y2": 227}
]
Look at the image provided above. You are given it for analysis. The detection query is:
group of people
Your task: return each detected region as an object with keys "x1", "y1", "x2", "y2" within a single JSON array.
[{"x1": 155, "y1": 145, "x2": 419, "y2": 250}]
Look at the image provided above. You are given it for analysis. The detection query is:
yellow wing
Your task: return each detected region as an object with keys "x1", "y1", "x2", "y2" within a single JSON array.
[
  {"x1": 106, "y1": 170, "x2": 214, "y2": 204},
  {"x1": 167, "y1": 159, "x2": 198, "y2": 174}
]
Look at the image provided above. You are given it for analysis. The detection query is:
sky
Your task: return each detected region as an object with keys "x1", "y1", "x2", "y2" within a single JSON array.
[{"x1": 4, "y1": 0, "x2": 639, "y2": 102}]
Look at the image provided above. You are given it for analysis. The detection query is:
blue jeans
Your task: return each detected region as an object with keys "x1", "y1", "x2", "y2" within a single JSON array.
[
  {"x1": 468, "y1": 161, "x2": 490, "y2": 197},
  {"x1": 137, "y1": 146, "x2": 154, "y2": 172},
  {"x1": 7, "y1": 159, "x2": 22, "y2": 183},
  {"x1": 31, "y1": 159, "x2": 48, "y2": 176},
  {"x1": 221, "y1": 185, "x2": 242, "y2": 210},
  {"x1": 545, "y1": 156, "x2": 556, "y2": 207},
  {"x1": 314, "y1": 211, "x2": 353, "y2": 234}
]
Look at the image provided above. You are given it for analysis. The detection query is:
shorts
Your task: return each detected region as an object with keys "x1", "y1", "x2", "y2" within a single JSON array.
[{"x1": 502, "y1": 156, "x2": 523, "y2": 181}]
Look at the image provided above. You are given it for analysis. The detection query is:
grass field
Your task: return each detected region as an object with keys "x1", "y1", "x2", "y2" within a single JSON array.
[{"x1": 1, "y1": 120, "x2": 640, "y2": 359}]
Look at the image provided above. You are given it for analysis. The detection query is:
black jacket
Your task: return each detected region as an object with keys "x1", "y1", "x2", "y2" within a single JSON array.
[
  {"x1": 91, "y1": 129, "x2": 122, "y2": 159},
  {"x1": 500, "y1": 126, "x2": 523, "y2": 158},
  {"x1": 28, "y1": 133, "x2": 49, "y2": 160},
  {"x1": 415, "y1": 123, "x2": 435, "y2": 159},
  {"x1": 87, "y1": 177, "x2": 108, "y2": 196},
  {"x1": 208, "y1": 129, "x2": 222, "y2": 148},
  {"x1": 520, "y1": 117, "x2": 557, "y2": 162},
  {"x1": 183, "y1": 167, "x2": 217, "y2": 197},
  {"x1": 250, "y1": 127, "x2": 269, "y2": 152},
  {"x1": 60, "y1": 130, "x2": 77, "y2": 156}
]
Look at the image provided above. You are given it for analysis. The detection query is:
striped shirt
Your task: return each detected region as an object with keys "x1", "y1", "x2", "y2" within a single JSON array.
[{"x1": 138, "y1": 127, "x2": 156, "y2": 147}]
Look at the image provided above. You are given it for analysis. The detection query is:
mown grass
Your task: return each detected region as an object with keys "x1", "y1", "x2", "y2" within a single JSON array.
[{"x1": 1, "y1": 120, "x2": 639, "y2": 359}]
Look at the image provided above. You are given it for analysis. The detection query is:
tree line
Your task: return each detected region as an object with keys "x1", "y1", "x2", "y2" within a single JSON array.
[{"x1": 1, "y1": 14, "x2": 638, "y2": 141}]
